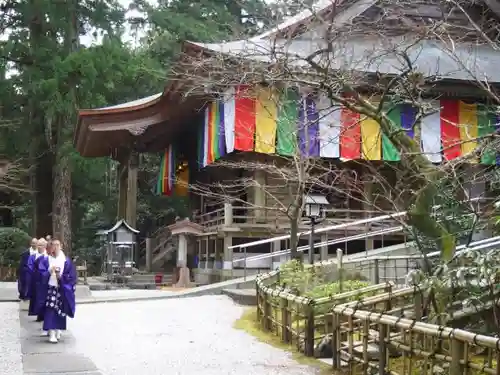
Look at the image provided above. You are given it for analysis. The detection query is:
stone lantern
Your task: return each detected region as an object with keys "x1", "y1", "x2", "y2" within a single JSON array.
[{"x1": 103, "y1": 219, "x2": 140, "y2": 280}]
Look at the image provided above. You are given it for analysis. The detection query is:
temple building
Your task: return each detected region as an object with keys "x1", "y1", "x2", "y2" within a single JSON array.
[{"x1": 74, "y1": 0, "x2": 500, "y2": 283}]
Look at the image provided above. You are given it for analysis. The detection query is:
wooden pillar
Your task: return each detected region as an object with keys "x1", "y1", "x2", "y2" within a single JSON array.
[
  {"x1": 117, "y1": 161, "x2": 128, "y2": 220},
  {"x1": 126, "y1": 152, "x2": 138, "y2": 228},
  {"x1": 254, "y1": 170, "x2": 266, "y2": 221},
  {"x1": 223, "y1": 234, "x2": 233, "y2": 270},
  {"x1": 145, "y1": 238, "x2": 152, "y2": 272},
  {"x1": 224, "y1": 202, "x2": 233, "y2": 227}
]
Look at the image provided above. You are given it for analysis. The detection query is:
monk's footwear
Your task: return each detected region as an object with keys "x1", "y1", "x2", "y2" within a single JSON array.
[
  {"x1": 48, "y1": 330, "x2": 58, "y2": 343},
  {"x1": 56, "y1": 330, "x2": 62, "y2": 340}
]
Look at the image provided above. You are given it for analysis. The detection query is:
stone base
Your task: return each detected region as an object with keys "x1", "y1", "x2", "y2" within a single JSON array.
[{"x1": 174, "y1": 267, "x2": 192, "y2": 288}]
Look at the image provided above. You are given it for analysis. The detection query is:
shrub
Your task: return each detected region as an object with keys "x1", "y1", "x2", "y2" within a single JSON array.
[
  {"x1": 0, "y1": 227, "x2": 31, "y2": 268},
  {"x1": 278, "y1": 259, "x2": 369, "y2": 299},
  {"x1": 305, "y1": 280, "x2": 370, "y2": 300}
]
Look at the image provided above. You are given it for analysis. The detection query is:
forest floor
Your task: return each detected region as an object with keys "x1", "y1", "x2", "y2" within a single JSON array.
[{"x1": 3, "y1": 295, "x2": 321, "y2": 375}]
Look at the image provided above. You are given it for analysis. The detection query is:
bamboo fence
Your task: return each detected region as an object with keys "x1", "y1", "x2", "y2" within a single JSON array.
[
  {"x1": 255, "y1": 265, "x2": 393, "y2": 356},
  {"x1": 256, "y1": 260, "x2": 500, "y2": 374}
]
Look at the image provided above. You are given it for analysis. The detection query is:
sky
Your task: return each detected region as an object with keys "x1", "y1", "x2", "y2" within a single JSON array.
[{"x1": 81, "y1": 0, "x2": 153, "y2": 47}]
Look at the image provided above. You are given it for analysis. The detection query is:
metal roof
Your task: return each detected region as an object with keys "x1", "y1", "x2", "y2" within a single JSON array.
[
  {"x1": 94, "y1": 93, "x2": 163, "y2": 111},
  {"x1": 192, "y1": 36, "x2": 500, "y2": 83},
  {"x1": 102, "y1": 219, "x2": 140, "y2": 234}
]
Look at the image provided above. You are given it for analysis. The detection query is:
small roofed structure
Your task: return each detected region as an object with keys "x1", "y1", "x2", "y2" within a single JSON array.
[{"x1": 102, "y1": 219, "x2": 140, "y2": 280}]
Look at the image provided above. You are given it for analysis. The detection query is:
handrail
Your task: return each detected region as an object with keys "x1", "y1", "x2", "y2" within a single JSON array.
[
  {"x1": 232, "y1": 225, "x2": 404, "y2": 264},
  {"x1": 228, "y1": 196, "x2": 489, "y2": 250},
  {"x1": 233, "y1": 209, "x2": 491, "y2": 266},
  {"x1": 340, "y1": 236, "x2": 500, "y2": 264}
]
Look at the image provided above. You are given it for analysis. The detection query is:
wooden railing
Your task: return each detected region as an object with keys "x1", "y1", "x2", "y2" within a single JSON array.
[
  {"x1": 194, "y1": 197, "x2": 495, "y2": 232},
  {"x1": 194, "y1": 205, "x2": 403, "y2": 232}
]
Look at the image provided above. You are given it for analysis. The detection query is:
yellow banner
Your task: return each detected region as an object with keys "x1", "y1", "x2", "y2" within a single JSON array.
[
  {"x1": 361, "y1": 114, "x2": 382, "y2": 160},
  {"x1": 255, "y1": 87, "x2": 278, "y2": 154},
  {"x1": 458, "y1": 101, "x2": 478, "y2": 161}
]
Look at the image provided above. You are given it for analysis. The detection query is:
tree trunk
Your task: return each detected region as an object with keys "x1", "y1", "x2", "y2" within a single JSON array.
[
  {"x1": 289, "y1": 214, "x2": 300, "y2": 260},
  {"x1": 34, "y1": 149, "x2": 54, "y2": 237},
  {"x1": 51, "y1": 0, "x2": 78, "y2": 254},
  {"x1": 28, "y1": 0, "x2": 53, "y2": 238},
  {"x1": 52, "y1": 154, "x2": 72, "y2": 254}
]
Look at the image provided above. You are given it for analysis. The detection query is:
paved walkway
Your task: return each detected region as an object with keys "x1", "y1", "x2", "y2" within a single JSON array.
[{"x1": 3, "y1": 295, "x2": 320, "y2": 375}]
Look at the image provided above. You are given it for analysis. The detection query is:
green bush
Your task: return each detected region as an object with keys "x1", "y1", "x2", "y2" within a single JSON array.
[
  {"x1": 0, "y1": 227, "x2": 31, "y2": 268},
  {"x1": 278, "y1": 259, "x2": 369, "y2": 299},
  {"x1": 305, "y1": 280, "x2": 370, "y2": 299}
]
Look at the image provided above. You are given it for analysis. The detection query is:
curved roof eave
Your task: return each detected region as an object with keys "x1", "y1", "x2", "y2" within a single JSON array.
[{"x1": 78, "y1": 92, "x2": 163, "y2": 116}]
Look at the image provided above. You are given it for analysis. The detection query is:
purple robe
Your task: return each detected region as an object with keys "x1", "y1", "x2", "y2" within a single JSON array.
[
  {"x1": 17, "y1": 249, "x2": 32, "y2": 300},
  {"x1": 28, "y1": 254, "x2": 48, "y2": 319},
  {"x1": 40, "y1": 258, "x2": 76, "y2": 331}
]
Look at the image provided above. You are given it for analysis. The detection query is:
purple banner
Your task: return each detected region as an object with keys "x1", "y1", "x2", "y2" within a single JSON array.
[
  {"x1": 298, "y1": 96, "x2": 320, "y2": 157},
  {"x1": 401, "y1": 104, "x2": 416, "y2": 139},
  {"x1": 218, "y1": 100, "x2": 226, "y2": 157}
]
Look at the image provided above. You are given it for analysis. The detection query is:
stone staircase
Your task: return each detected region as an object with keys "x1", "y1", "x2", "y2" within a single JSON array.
[{"x1": 148, "y1": 226, "x2": 177, "y2": 272}]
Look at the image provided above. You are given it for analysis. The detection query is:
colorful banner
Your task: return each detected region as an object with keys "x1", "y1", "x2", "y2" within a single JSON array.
[
  {"x1": 441, "y1": 99, "x2": 461, "y2": 160},
  {"x1": 255, "y1": 86, "x2": 278, "y2": 154},
  {"x1": 298, "y1": 95, "x2": 320, "y2": 157},
  {"x1": 194, "y1": 91, "x2": 499, "y2": 167},
  {"x1": 223, "y1": 87, "x2": 236, "y2": 153},
  {"x1": 340, "y1": 103, "x2": 361, "y2": 160},
  {"x1": 276, "y1": 89, "x2": 298, "y2": 156},
  {"x1": 156, "y1": 145, "x2": 175, "y2": 196},
  {"x1": 478, "y1": 104, "x2": 497, "y2": 165},
  {"x1": 360, "y1": 113, "x2": 382, "y2": 161},
  {"x1": 382, "y1": 104, "x2": 416, "y2": 161},
  {"x1": 156, "y1": 145, "x2": 190, "y2": 197},
  {"x1": 318, "y1": 93, "x2": 341, "y2": 158},
  {"x1": 234, "y1": 85, "x2": 256, "y2": 151}
]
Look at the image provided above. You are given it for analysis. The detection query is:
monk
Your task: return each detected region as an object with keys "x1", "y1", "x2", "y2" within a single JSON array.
[
  {"x1": 28, "y1": 238, "x2": 49, "y2": 336},
  {"x1": 39, "y1": 239, "x2": 76, "y2": 343},
  {"x1": 18, "y1": 238, "x2": 38, "y2": 303}
]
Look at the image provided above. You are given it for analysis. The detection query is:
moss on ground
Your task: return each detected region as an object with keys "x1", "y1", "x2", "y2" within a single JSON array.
[
  {"x1": 234, "y1": 308, "x2": 497, "y2": 375},
  {"x1": 233, "y1": 308, "x2": 332, "y2": 375}
]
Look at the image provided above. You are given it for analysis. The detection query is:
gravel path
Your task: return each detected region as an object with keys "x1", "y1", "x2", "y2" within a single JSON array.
[
  {"x1": 0, "y1": 302, "x2": 23, "y2": 375},
  {"x1": 70, "y1": 295, "x2": 320, "y2": 375}
]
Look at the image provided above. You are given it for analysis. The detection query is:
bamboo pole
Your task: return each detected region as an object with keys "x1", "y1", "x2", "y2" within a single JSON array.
[{"x1": 332, "y1": 306, "x2": 500, "y2": 349}]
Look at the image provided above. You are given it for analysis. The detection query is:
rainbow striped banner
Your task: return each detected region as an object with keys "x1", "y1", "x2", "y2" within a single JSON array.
[
  {"x1": 156, "y1": 145, "x2": 175, "y2": 196},
  {"x1": 194, "y1": 87, "x2": 500, "y2": 167}
]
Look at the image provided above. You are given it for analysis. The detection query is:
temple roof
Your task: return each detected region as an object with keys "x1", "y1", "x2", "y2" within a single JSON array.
[{"x1": 84, "y1": 93, "x2": 163, "y2": 112}]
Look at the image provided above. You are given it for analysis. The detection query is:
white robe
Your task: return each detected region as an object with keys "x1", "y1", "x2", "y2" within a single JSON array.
[{"x1": 48, "y1": 251, "x2": 66, "y2": 287}]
